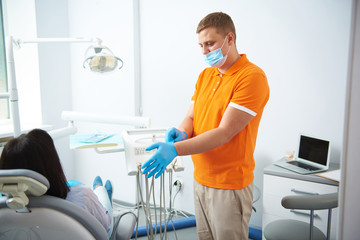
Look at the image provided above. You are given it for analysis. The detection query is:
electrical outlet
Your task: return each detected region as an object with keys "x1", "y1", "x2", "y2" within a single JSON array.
[{"x1": 172, "y1": 178, "x2": 184, "y2": 191}]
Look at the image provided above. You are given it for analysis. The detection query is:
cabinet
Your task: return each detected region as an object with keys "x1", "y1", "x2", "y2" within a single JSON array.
[{"x1": 262, "y1": 162, "x2": 339, "y2": 239}]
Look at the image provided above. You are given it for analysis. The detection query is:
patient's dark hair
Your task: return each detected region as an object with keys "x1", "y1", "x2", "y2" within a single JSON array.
[{"x1": 0, "y1": 129, "x2": 69, "y2": 199}]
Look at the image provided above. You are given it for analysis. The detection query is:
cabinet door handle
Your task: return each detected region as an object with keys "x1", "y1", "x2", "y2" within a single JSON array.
[
  {"x1": 291, "y1": 188, "x2": 319, "y2": 195},
  {"x1": 290, "y1": 209, "x2": 319, "y2": 217}
]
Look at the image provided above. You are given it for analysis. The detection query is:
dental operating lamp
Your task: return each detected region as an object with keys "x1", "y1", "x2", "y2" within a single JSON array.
[
  {"x1": 12, "y1": 37, "x2": 123, "y2": 73},
  {"x1": 1, "y1": 36, "x2": 123, "y2": 137}
]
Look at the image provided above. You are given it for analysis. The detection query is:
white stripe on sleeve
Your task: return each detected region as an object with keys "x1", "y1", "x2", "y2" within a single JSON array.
[{"x1": 229, "y1": 102, "x2": 257, "y2": 116}]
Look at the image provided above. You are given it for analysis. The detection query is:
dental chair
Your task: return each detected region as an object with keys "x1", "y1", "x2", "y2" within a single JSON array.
[
  {"x1": 263, "y1": 192, "x2": 338, "y2": 240},
  {"x1": 0, "y1": 169, "x2": 136, "y2": 240}
]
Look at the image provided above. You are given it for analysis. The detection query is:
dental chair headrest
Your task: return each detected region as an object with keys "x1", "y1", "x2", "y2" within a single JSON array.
[{"x1": 0, "y1": 169, "x2": 49, "y2": 210}]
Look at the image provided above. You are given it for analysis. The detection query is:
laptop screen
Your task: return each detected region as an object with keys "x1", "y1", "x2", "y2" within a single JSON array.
[{"x1": 298, "y1": 135, "x2": 330, "y2": 166}]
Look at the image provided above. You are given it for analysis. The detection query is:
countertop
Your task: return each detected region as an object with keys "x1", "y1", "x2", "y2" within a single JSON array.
[{"x1": 264, "y1": 158, "x2": 340, "y2": 186}]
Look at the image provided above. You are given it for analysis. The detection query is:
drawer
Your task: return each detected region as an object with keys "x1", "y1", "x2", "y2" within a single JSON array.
[{"x1": 263, "y1": 174, "x2": 338, "y2": 197}]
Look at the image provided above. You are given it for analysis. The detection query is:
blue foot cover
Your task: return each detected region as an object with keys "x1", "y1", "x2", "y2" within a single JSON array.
[
  {"x1": 93, "y1": 176, "x2": 103, "y2": 190},
  {"x1": 105, "y1": 180, "x2": 113, "y2": 201}
]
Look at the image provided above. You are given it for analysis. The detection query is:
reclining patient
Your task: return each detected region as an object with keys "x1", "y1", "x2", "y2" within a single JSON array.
[{"x1": 0, "y1": 129, "x2": 114, "y2": 238}]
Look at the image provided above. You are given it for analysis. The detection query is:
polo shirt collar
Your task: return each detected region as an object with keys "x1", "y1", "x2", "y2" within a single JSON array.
[{"x1": 213, "y1": 54, "x2": 248, "y2": 77}]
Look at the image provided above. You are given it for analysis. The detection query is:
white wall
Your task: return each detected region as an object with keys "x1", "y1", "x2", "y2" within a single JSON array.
[
  {"x1": 35, "y1": 0, "x2": 75, "y2": 179},
  {"x1": 66, "y1": 0, "x2": 137, "y2": 203},
  {"x1": 3, "y1": 0, "x2": 42, "y2": 127},
  {"x1": 5, "y1": 0, "x2": 353, "y2": 230}
]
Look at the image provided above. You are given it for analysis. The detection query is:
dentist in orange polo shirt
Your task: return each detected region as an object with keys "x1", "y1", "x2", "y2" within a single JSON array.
[{"x1": 142, "y1": 12, "x2": 270, "y2": 240}]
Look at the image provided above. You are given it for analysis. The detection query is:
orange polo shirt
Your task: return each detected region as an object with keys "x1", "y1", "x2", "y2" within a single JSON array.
[{"x1": 191, "y1": 54, "x2": 269, "y2": 189}]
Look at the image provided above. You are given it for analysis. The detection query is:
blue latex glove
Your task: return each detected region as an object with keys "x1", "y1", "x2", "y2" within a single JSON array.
[
  {"x1": 165, "y1": 127, "x2": 187, "y2": 143},
  {"x1": 141, "y1": 142, "x2": 178, "y2": 178}
]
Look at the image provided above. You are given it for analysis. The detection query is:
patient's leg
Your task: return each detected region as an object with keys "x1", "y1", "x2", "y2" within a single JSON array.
[{"x1": 94, "y1": 178, "x2": 114, "y2": 238}]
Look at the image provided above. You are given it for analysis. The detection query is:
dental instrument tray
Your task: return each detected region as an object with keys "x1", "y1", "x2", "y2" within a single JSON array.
[
  {"x1": 81, "y1": 133, "x2": 114, "y2": 143},
  {"x1": 70, "y1": 133, "x2": 123, "y2": 149}
]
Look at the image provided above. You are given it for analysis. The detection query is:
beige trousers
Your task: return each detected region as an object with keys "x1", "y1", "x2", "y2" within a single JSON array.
[{"x1": 193, "y1": 180, "x2": 253, "y2": 240}]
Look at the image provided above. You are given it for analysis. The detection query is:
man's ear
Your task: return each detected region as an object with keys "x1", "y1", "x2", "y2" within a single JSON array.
[{"x1": 228, "y1": 32, "x2": 235, "y2": 45}]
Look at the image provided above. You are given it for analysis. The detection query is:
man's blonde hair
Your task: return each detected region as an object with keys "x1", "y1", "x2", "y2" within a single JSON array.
[{"x1": 196, "y1": 12, "x2": 236, "y2": 40}]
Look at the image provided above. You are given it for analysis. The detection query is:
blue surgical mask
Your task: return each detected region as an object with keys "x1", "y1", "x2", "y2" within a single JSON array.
[{"x1": 204, "y1": 37, "x2": 231, "y2": 67}]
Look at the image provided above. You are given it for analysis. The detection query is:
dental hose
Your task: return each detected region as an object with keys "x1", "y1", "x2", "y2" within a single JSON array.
[
  {"x1": 162, "y1": 173, "x2": 167, "y2": 239},
  {"x1": 145, "y1": 176, "x2": 154, "y2": 239},
  {"x1": 134, "y1": 166, "x2": 185, "y2": 240},
  {"x1": 159, "y1": 173, "x2": 163, "y2": 239},
  {"x1": 135, "y1": 167, "x2": 140, "y2": 239}
]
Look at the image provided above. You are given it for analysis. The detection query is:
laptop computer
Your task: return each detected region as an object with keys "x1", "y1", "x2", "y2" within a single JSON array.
[{"x1": 275, "y1": 134, "x2": 330, "y2": 174}]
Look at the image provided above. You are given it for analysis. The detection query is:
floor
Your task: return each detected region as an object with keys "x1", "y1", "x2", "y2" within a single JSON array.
[{"x1": 113, "y1": 200, "x2": 260, "y2": 240}]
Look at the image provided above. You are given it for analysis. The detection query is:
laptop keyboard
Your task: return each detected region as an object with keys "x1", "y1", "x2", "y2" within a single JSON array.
[{"x1": 287, "y1": 161, "x2": 320, "y2": 171}]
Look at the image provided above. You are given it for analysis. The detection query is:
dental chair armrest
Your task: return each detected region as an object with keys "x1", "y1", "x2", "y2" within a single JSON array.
[{"x1": 282, "y1": 192, "x2": 338, "y2": 210}]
